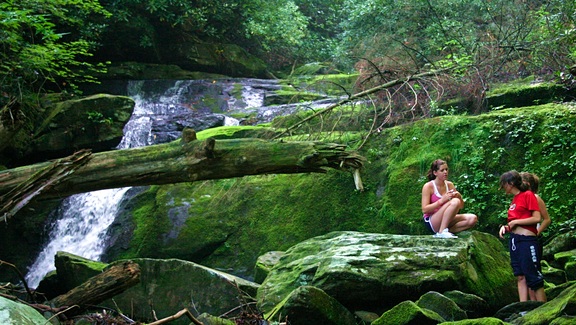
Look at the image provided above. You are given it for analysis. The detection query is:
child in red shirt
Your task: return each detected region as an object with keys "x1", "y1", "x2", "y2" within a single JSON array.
[{"x1": 498, "y1": 170, "x2": 546, "y2": 302}]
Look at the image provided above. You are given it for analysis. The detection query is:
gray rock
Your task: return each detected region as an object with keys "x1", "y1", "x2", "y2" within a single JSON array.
[
  {"x1": 443, "y1": 290, "x2": 490, "y2": 319},
  {"x1": 256, "y1": 231, "x2": 516, "y2": 314},
  {"x1": 0, "y1": 296, "x2": 48, "y2": 325},
  {"x1": 102, "y1": 258, "x2": 259, "y2": 325},
  {"x1": 254, "y1": 251, "x2": 284, "y2": 284},
  {"x1": 266, "y1": 285, "x2": 357, "y2": 325},
  {"x1": 416, "y1": 291, "x2": 467, "y2": 321},
  {"x1": 372, "y1": 300, "x2": 444, "y2": 325}
]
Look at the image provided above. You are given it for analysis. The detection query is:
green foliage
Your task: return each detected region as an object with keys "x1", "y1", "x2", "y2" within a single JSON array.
[
  {"x1": 526, "y1": 0, "x2": 576, "y2": 71},
  {"x1": 339, "y1": 0, "x2": 574, "y2": 82},
  {"x1": 0, "y1": 0, "x2": 110, "y2": 124},
  {"x1": 86, "y1": 111, "x2": 113, "y2": 125},
  {"x1": 244, "y1": 0, "x2": 307, "y2": 50}
]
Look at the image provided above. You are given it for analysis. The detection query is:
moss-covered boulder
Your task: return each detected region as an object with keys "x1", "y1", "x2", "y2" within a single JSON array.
[
  {"x1": 565, "y1": 261, "x2": 576, "y2": 281},
  {"x1": 99, "y1": 62, "x2": 228, "y2": 80},
  {"x1": 254, "y1": 251, "x2": 284, "y2": 284},
  {"x1": 545, "y1": 281, "x2": 576, "y2": 301},
  {"x1": 256, "y1": 231, "x2": 516, "y2": 315},
  {"x1": 0, "y1": 94, "x2": 134, "y2": 167},
  {"x1": 28, "y1": 94, "x2": 134, "y2": 163},
  {"x1": 372, "y1": 300, "x2": 445, "y2": 325},
  {"x1": 493, "y1": 301, "x2": 544, "y2": 323},
  {"x1": 168, "y1": 41, "x2": 268, "y2": 78},
  {"x1": 35, "y1": 251, "x2": 107, "y2": 299},
  {"x1": 102, "y1": 258, "x2": 259, "y2": 325},
  {"x1": 416, "y1": 291, "x2": 467, "y2": 321},
  {"x1": 544, "y1": 232, "x2": 576, "y2": 263},
  {"x1": 542, "y1": 262, "x2": 567, "y2": 285},
  {"x1": 265, "y1": 285, "x2": 357, "y2": 325},
  {"x1": 512, "y1": 282, "x2": 576, "y2": 324},
  {"x1": 485, "y1": 80, "x2": 574, "y2": 110},
  {"x1": 53, "y1": 251, "x2": 107, "y2": 290},
  {"x1": 443, "y1": 290, "x2": 490, "y2": 319}
]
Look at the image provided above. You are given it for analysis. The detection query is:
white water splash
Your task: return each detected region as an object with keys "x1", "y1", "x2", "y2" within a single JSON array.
[
  {"x1": 25, "y1": 82, "x2": 151, "y2": 288},
  {"x1": 24, "y1": 188, "x2": 130, "y2": 287}
]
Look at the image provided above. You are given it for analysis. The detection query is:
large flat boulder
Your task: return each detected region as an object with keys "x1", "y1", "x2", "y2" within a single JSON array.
[
  {"x1": 257, "y1": 231, "x2": 516, "y2": 314},
  {"x1": 102, "y1": 258, "x2": 259, "y2": 324}
]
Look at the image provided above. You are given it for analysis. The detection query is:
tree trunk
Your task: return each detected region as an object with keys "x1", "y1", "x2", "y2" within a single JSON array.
[
  {"x1": 49, "y1": 261, "x2": 140, "y2": 316},
  {"x1": 0, "y1": 135, "x2": 364, "y2": 221}
]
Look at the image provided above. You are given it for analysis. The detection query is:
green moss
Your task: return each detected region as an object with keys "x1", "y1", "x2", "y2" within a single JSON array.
[
  {"x1": 368, "y1": 103, "x2": 576, "y2": 235},
  {"x1": 440, "y1": 317, "x2": 510, "y2": 324},
  {"x1": 486, "y1": 81, "x2": 571, "y2": 109},
  {"x1": 372, "y1": 300, "x2": 444, "y2": 325},
  {"x1": 115, "y1": 186, "x2": 171, "y2": 259},
  {"x1": 196, "y1": 125, "x2": 279, "y2": 139},
  {"x1": 518, "y1": 283, "x2": 576, "y2": 324}
]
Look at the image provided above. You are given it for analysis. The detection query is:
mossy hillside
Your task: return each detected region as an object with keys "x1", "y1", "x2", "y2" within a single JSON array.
[
  {"x1": 113, "y1": 102, "x2": 576, "y2": 281},
  {"x1": 193, "y1": 171, "x2": 379, "y2": 277},
  {"x1": 112, "y1": 170, "x2": 380, "y2": 279},
  {"x1": 370, "y1": 103, "x2": 576, "y2": 235},
  {"x1": 114, "y1": 186, "x2": 171, "y2": 259}
]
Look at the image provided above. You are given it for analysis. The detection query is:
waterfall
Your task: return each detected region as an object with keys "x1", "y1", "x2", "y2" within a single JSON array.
[{"x1": 24, "y1": 79, "x2": 275, "y2": 288}]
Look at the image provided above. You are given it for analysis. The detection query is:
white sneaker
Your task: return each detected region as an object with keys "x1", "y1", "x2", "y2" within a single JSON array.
[{"x1": 434, "y1": 229, "x2": 458, "y2": 239}]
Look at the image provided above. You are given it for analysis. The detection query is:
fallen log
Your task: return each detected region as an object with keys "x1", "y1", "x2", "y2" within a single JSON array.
[
  {"x1": 48, "y1": 261, "x2": 140, "y2": 316},
  {"x1": 0, "y1": 133, "x2": 365, "y2": 222}
]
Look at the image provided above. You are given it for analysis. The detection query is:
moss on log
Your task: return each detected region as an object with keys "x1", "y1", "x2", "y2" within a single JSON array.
[{"x1": 0, "y1": 137, "x2": 364, "y2": 221}]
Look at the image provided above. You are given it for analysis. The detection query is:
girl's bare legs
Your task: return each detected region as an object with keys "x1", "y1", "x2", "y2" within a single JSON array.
[
  {"x1": 449, "y1": 213, "x2": 478, "y2": 233},
  {"x1": 430, "y1": 199, "x2": 460, "y2": 233},
  {"x1": 533, "y1": 287, "x2": 547, "y2": 302},
  {"x1": 517, "y1": 276, "x2": 529, "y2": 302},
  {"x1": 431, "y1": 199, "x2": 477, "y2": 234}
]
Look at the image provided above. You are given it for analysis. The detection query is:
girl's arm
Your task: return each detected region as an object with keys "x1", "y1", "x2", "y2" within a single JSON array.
[
  {"x1": 448, "y1": 182, "x2": 464, "y2": 209},
  {"x1": 537, "y1": 196, "x2": 551, "y2": 235},
  {"x1": 509, "y1": 211, "x2": 542, "y2": 229},
  {"x1": 422, "y1": 183, "x2": 446, "y2": 214}
]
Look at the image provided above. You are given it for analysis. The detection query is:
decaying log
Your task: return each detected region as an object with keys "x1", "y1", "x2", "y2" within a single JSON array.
[
  {"x1": 49, "y1": 261, "x2": 140, "y2": 316},
  {"x1": 0, "y1": 136, "x2": 365, "y2": 222},
  {"x1": 0, "y1": 149, "x2": 92, "y2": 222}
]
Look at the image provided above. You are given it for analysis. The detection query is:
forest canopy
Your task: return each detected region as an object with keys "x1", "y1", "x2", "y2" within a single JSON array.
[{"x1": 1, "y1": 0, "x2": 575, "y2": 130}]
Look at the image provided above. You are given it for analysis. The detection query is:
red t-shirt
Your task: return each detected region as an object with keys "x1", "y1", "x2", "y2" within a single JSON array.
[{"x1": 508, "y1": 190, "x2": 540, "y2": 235}]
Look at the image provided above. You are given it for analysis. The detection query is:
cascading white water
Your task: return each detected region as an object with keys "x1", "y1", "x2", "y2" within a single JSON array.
[
  {"x1": 24, "y1": 79, "x2": 273, "y2": 288},
  {"x1": 24, "y1": 81, "x2": 154, "y2": 288}
]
